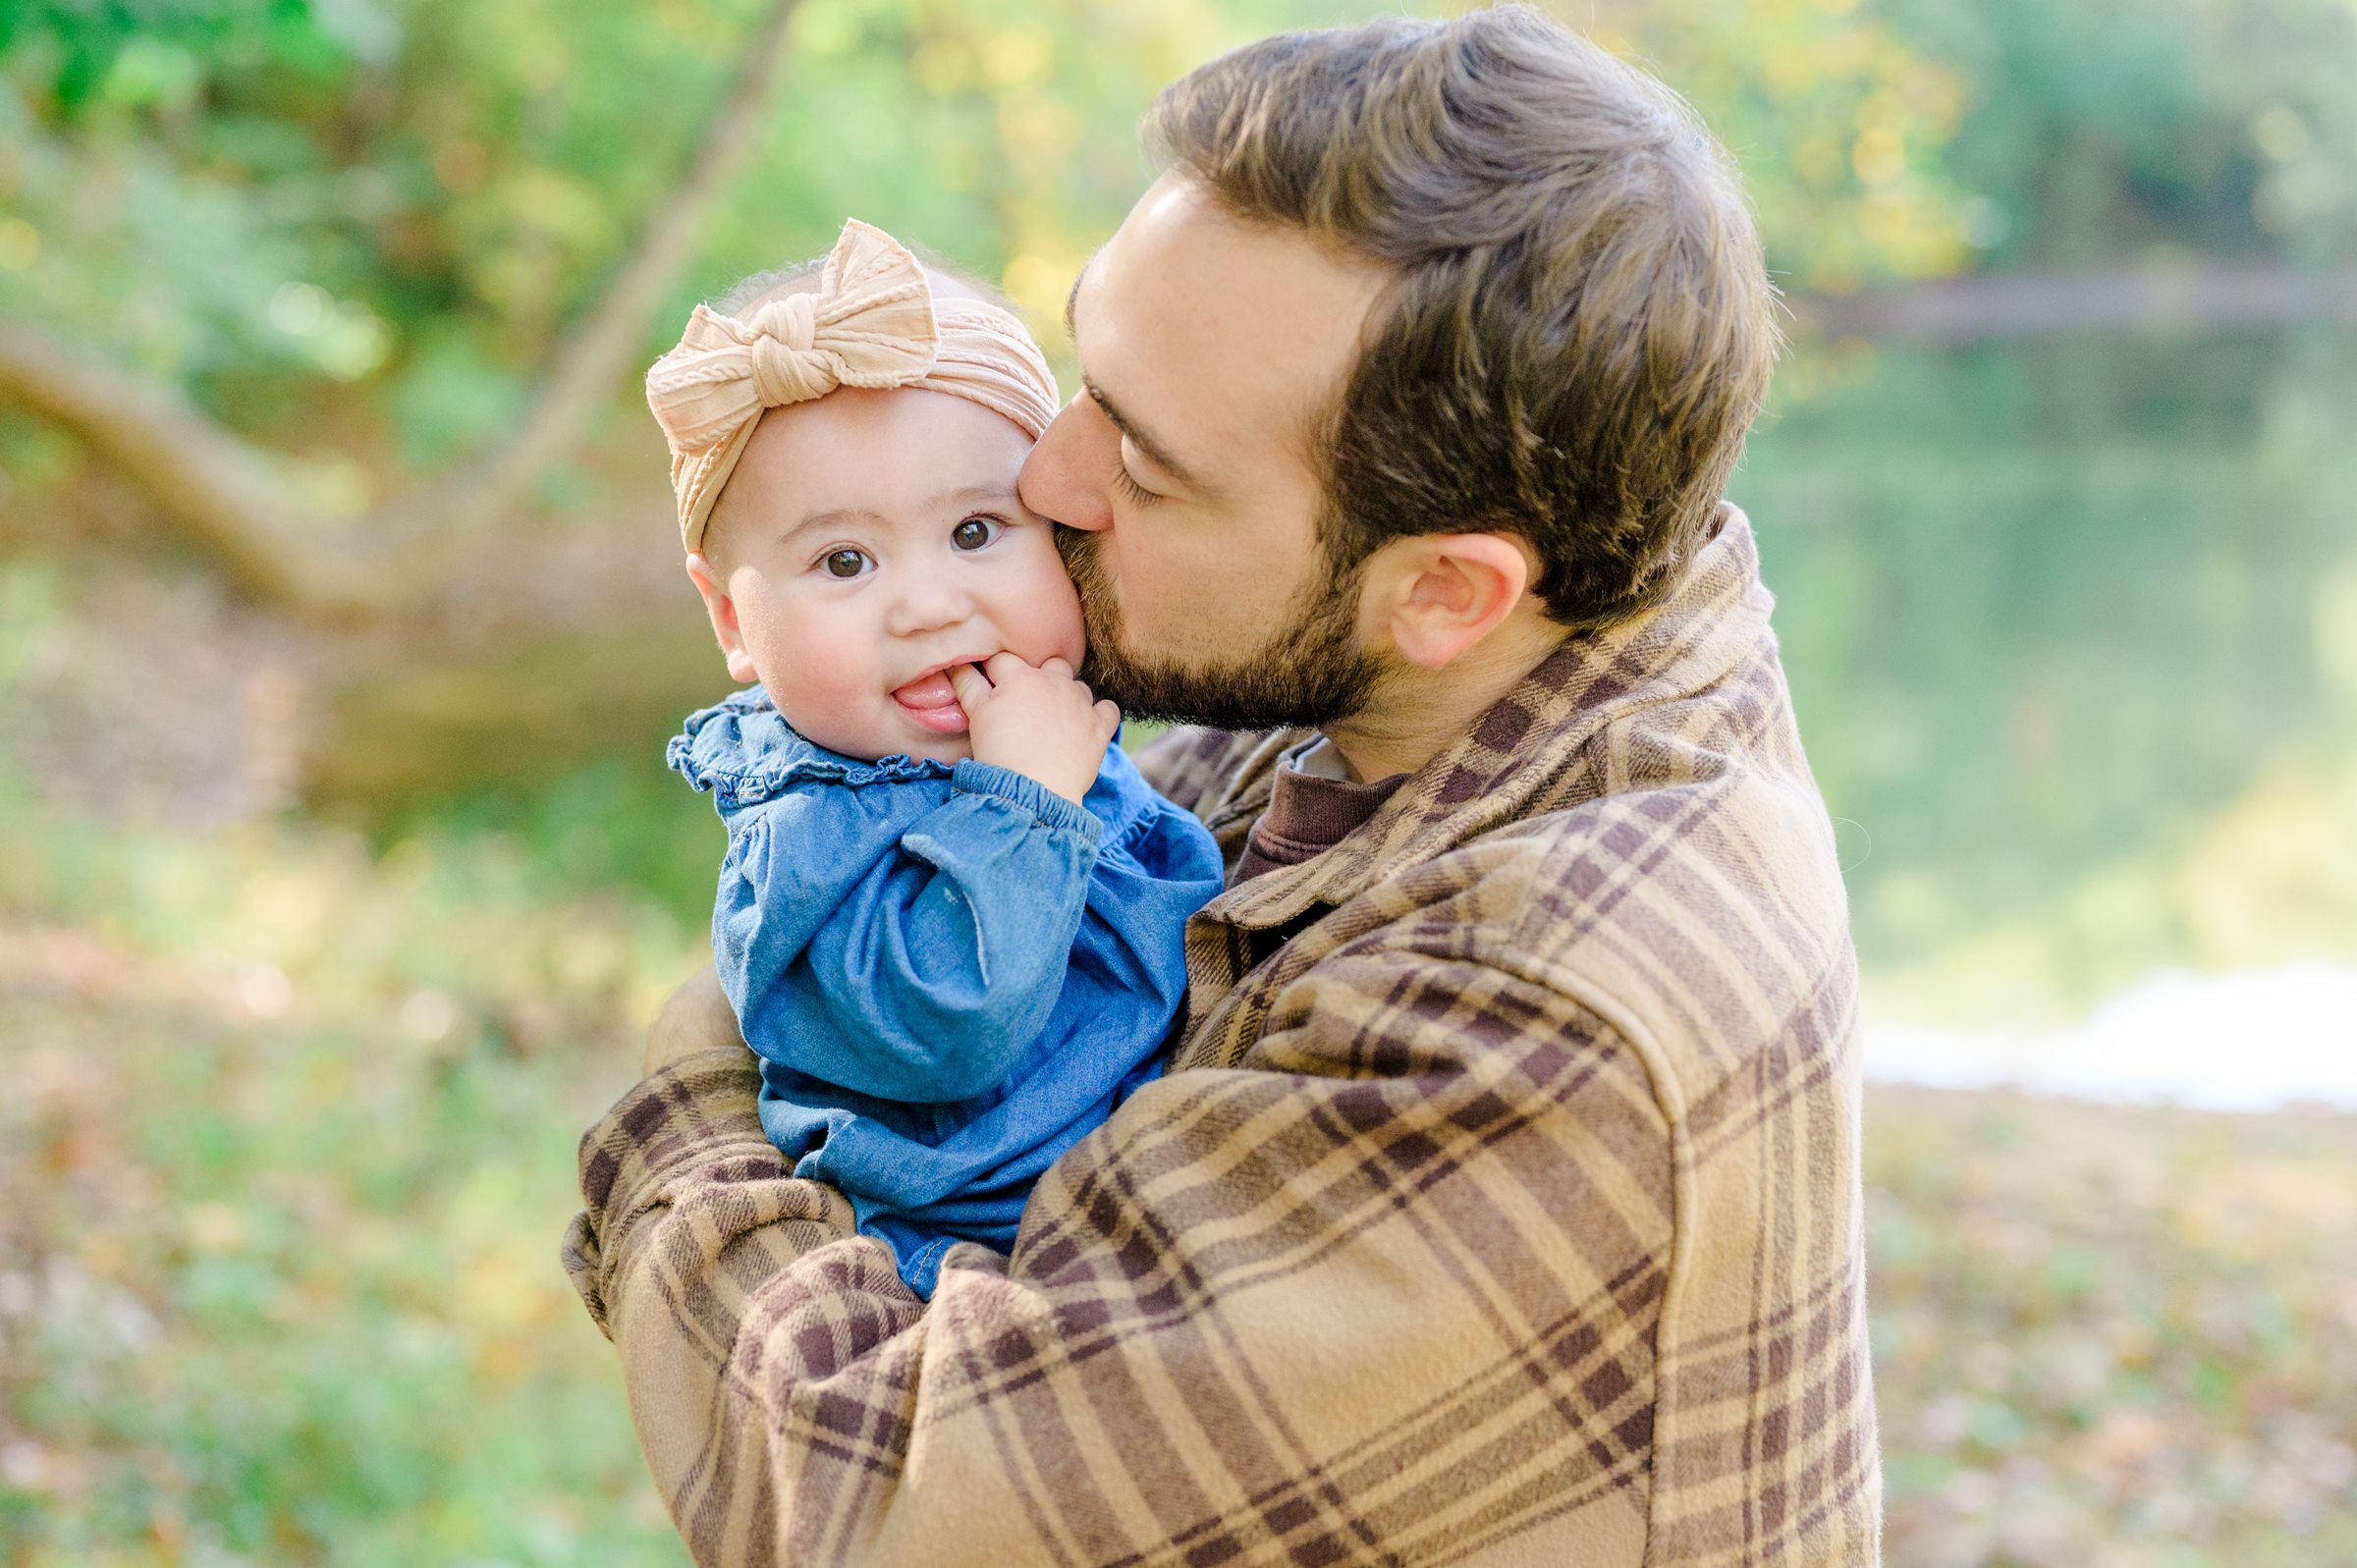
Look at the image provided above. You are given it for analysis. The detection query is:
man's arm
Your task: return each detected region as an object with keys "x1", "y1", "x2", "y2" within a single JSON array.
[
  {"x1": 643, "y1": 964, "x2": 743, "y2": 1076},
  {"x1": 569, "y1": 937, "x2": 1694, "y2": 1568}
]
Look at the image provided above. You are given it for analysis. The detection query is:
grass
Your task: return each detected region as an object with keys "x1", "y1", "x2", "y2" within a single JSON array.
[
  {"x1": 0, "y1": 799, "x2": 698, "y2": 1567},
  {"x1": 2, "y1": 797, "x2": 2351, "y2": 1565}
]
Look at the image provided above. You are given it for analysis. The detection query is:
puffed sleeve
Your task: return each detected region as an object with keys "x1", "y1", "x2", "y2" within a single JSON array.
[{"x1": 718, "y1": 761, "x2": 1103, "y2": 1105}]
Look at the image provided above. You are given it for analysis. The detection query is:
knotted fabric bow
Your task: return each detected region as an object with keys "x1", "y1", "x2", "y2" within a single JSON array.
[{"x1": 646, "y1": 218, "x2": 1062, "y2": 552}]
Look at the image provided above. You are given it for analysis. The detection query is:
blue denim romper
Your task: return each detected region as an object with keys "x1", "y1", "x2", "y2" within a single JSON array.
[{"x1": 668, "y1": 686, "x2": 1224, "y2": 1297}]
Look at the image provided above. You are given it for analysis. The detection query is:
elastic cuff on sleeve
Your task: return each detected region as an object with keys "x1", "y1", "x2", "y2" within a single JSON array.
[{"x1": 949, "y1": 758, "x2": 1104, "y2": 842}]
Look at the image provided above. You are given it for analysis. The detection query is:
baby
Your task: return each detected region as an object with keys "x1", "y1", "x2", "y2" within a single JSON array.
[{"x1": 646, "y1": 219, "x2": 1224, "y2": 1299}]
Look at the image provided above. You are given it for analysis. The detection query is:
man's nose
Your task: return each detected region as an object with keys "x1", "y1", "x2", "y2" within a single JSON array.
[
  {"x1": 886, "y1": 569, "x2": 977, "y2": 638},
  {"x1": 1017, "y1": 397, "x2": 1115, "y2": 532}
]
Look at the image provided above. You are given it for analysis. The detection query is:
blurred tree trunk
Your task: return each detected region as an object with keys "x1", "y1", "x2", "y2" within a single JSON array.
[{"x1": 0, "y1": 0, "x2": 804, "y2": 624}]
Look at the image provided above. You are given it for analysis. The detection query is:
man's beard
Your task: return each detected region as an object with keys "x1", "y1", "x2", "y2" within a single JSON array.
[{"x1": 1057, "y1": 526, "x2": 1387, "y2": 731}]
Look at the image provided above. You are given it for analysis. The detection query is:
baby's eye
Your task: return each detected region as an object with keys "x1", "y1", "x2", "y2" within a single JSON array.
[
  {"x1": 822, "y1": 548, "x2": 871, "y2": 579},
  {"x1": 951, "y1": 516, "x2": 999, "y2": 551}
]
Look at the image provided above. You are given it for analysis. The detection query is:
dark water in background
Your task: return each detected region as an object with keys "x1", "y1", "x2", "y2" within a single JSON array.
[{"x1": 1732, "y1": 326, "x2": 2357, "y2": 982}]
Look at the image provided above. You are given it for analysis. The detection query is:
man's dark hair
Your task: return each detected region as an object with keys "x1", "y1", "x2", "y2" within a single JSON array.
[{"x1": 1147, "y1": 4, "x2": 1779, "y2": 627}]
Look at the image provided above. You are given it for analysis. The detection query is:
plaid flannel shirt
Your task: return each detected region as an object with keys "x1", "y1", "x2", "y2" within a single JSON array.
[{"x1": 564, "y1": 507, "x2": 1882, "y2": 1566}]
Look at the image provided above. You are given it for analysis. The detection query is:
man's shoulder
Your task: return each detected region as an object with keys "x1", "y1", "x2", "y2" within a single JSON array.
[{"x1": 1337, "y1": 723, "x2": 1857, "y2": 1100}]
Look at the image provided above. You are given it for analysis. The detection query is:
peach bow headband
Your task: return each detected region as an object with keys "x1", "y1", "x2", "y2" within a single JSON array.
[{"x1": 645, "y1": 218, "x2": 1062, "y2": 553}]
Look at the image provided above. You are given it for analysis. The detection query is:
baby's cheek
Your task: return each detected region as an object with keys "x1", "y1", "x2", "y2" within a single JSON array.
[
  {"x1": 750, "y1": 614, "x2": 873, "y2": 732},
  {"x1": 1027, "y1": 568, "x2": 1088, "y2": 668},
  {"x1": 978, "y1": 533, "x2": 1084, "y2": 668}
]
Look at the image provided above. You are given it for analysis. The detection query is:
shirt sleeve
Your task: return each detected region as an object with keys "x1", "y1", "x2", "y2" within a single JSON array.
[
  {"x1": 563, "y1": 926, "x2": 1804, "y2": 1568},
  {"x1": 721, "y1": 761, "x2": 1101, "y2": 1105}
]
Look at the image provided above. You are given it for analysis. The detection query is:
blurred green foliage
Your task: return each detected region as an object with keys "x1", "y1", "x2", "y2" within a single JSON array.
[
  {"x1": 1867, "y1": 0, "x2": 2357, "y2": 269},
  {"x1": 1868, "y1": 1087, "x2": 2357, "y2": 1566},
  {"x1": 5, "y1": 0, "x2": 2350, "y2": 485},
  {"x1": 0, "y1": 788, "x2": 701, "y2": 1564}
]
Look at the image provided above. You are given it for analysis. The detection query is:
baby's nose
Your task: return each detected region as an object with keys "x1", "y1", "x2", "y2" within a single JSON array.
[{"x1": 886, "y1": 572, "x2": 977, "y2": 637}]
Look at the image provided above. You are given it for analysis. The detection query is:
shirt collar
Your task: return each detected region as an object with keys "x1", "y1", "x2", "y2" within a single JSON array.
[{"x1": 666, "y1": 685, "x2": 954, "y2": 813}]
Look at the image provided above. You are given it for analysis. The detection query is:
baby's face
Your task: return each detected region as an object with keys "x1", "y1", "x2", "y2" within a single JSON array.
[{"x1": 692, "y1": 385, "x2": 1085, "y2": 764}]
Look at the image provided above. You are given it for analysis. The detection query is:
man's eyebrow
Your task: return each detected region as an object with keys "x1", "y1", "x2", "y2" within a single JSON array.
[
  {"x1": 1067, "y1": 259, "x2": 1208, "y2": 495},
  {"x1": 1084, "y1": 380, "x2": 1204, "y2": 493}
]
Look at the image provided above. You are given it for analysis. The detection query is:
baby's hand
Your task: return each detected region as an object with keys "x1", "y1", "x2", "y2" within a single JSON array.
[{"x1": 949, "y1": 654, "x2": 1120, "y2": 806}]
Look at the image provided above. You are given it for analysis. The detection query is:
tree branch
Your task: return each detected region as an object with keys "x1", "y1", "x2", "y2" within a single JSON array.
[
  {"x1": 1790, "y1": 262, "x2": 2357, "y2": 343},
  {"x1": 0, "y1": 322, "x2": 376, "y2": 613},
  {"x1": 381, "y1": 0, "x2": 808, "y2": 543},
  {"x1": 0, "y1": 0, "x2": 806, "y2": 621}
]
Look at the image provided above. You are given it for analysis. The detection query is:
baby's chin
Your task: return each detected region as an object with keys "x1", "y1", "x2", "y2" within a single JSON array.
[
  {"x1": 795, "y1": 717, "x2": 973, "y2": 768},
  {"x1": 887, "y1": 731, "x2": 975, "y2": 767},
  {"x1": 757, "y1": 679, "x2": 977, "y2": 766}
]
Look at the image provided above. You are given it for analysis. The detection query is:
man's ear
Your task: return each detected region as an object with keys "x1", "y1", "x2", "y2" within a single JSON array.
[
  {"x1": 1359, "y1": 532, "x2": 1535, "y2": 670},
  {"x1": 685, "y1": 552, "x2": 760, "y2": 685}
]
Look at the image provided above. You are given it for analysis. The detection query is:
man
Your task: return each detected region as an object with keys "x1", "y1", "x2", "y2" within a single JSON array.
[{"x1": 566, "y1": 8, "x2": 1881, "y2": 1564}]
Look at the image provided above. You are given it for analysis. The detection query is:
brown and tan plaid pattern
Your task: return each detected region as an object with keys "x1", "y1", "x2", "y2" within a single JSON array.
[{"x1": 566, "y1": 507, "x2": 1881, "y2": 1566}]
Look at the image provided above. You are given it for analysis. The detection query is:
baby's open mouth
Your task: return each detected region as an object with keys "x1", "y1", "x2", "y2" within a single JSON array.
[{"x1": 892, "y1": 666, "x2": 974, "y2": 734}]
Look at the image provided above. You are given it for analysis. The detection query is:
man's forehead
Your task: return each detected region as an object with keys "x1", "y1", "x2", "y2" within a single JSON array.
[
  {"x1": 1071, "y1": 180, "x2": 1388, "y2": 463},
  {"x1": 1091, "y1": 184, "x2": 1378, "y2": 360}
]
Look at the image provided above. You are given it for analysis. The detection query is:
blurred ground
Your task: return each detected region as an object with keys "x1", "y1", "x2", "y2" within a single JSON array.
[
  {"x1": 1866, "y1": 1089, "x2": 2357, "y2": 1566},
  {"x1": 3, "y1": 805, "x2": 2353, "y2": 1566}
]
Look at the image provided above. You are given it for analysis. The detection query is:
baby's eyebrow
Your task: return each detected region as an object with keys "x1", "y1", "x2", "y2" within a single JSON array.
[
  {"x1": 786, "y1": 506, "x2": 886, "y2": 544},
  {"x1": 784, "y1": 486, "x2": 1016, "y2": 546},
  {"x1": 924, "y1": 483, "x2": 1020, "y2": 513}
]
